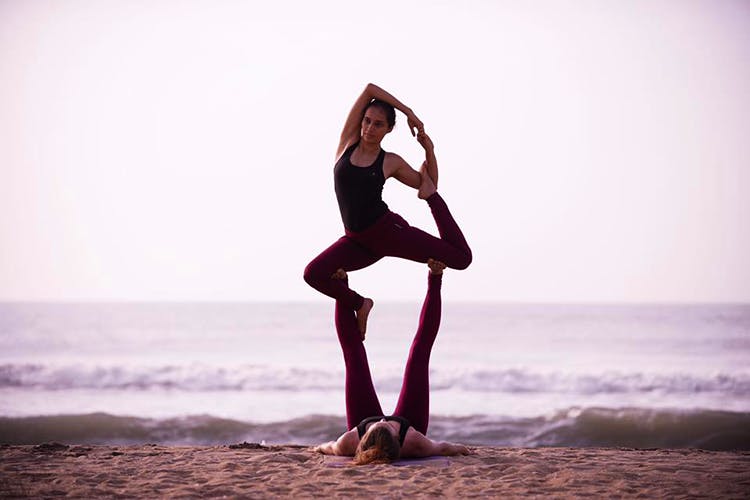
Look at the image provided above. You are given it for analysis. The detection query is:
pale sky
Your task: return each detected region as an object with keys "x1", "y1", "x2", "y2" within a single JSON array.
[{"x1": 1, "y1": 0, "x2": 748, "y2": 303}]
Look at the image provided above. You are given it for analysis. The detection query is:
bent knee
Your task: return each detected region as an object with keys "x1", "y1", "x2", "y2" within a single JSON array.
[
  {"x1": 453, "y1": 250, "x2": 472, "y2": 270},
  {"x1": 304, "y1": 260, "x2": 339, "y2": 287},
  {"x1": 303, "y1": 262, "x2": 321, "y2": 286}
]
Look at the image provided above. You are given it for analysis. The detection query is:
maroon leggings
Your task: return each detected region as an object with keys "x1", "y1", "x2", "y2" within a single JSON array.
[
  {"x1": 335, "y1": 272, "x2": 442, "y2": 435},
  {"x1": 304, "y1": 192, "x2": 471, "y2": 311}
]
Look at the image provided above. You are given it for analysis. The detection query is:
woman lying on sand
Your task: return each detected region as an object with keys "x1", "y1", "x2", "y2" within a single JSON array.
[{"x1": 315, "y1": 260, "x2": 471, "y2": 465}]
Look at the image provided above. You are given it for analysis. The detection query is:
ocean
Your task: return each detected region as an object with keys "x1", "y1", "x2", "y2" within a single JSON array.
[{"x1": 1, "y1": 302, "x2": 749, "y2": 449}]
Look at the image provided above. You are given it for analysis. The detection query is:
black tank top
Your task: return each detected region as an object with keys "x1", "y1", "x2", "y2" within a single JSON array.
[
  {"x1": 334, "y1": 142, "x2": 389, "y2": 232},
  {"x1": 356, "y1": 416, "x2": 411, "y2": 446}
]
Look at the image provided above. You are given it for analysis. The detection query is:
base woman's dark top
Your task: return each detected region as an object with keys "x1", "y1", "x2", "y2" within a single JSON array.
[
  {"x1": 356, "y1": 415, "x2": 411, "y2": 446},
  {"x1": 334, "y1": 142, "x2": 389, "y2": 232}
]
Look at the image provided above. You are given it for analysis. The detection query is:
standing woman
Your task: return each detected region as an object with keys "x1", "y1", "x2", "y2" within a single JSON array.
[{"x1": 304, "y1": 83, "x2": 472, "y2": 336}]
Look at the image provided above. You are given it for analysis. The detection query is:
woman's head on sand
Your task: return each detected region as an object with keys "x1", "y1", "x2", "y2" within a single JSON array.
[
  {"x1": 353, "y1": 424, "x2": 401, "y2": 465},
  {"x1": 360, "y1": 100, "x2": 395, "y2": 145}
]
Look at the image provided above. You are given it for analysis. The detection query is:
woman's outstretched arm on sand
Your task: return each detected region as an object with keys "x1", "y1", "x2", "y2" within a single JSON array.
[
  {"x1": 314, "y1": 429, "x2": 359, "y2": 456},
  {"x1": 401, "y1": 430, "x2": 472, "y2": 458}
]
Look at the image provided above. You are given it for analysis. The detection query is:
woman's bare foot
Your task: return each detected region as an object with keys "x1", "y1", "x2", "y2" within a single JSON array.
[
  {"x1": 331, "y1": 268, "x2": 371, "y2": 340},
  {"x1": 356, "y1": 299, "x2": 374, "y2": 340},
  {"x1": 428, "y1": 258, "x2": 446, "y2": 275},
  {"x1": 418, "y1": 163, "x2": 437, "y2": 200}
]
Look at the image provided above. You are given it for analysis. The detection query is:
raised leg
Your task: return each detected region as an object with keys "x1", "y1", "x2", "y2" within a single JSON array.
[
  {"x1": 392, "y1": 261, "x2": 444, "y2": 434},
  {"x1": 353, "y1": 194, "x2": 472, "y2": 271},
  {"x1": 334, "y1": 274, "x2": 384, "y2": 429},
  {"x1": 424, "y1": 192, "x2": 472, "y2": 269}
]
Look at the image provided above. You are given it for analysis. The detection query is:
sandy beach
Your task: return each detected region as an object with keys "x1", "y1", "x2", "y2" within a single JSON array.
[{"x1": 1, "y1": 443, "x2": 748, "y2": 498}]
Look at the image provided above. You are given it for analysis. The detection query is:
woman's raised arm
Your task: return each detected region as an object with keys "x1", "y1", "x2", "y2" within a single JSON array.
[{"x1": 337, "y1": 83, "x2": 424, "y2": 159}]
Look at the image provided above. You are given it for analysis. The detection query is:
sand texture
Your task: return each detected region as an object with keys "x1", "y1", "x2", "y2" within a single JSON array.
[{"x1": 1, "y1": 443, "x2": 749, "y2": 498}]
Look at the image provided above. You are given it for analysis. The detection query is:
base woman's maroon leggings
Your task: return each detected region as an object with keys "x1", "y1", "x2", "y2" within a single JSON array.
[
  {"x1": 335, "y1": 272, "x2": 442, "y2": 435},
  {"x1": 304, "y1": 192, "x2": 471, "y2": 311}
]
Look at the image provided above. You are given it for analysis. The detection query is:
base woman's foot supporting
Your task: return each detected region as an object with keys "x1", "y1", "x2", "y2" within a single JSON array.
[{"x1": 427, "y1": 258, "x2": 446, "y2": 275}]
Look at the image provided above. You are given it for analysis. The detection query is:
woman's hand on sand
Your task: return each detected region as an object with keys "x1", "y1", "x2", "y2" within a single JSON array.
[
  {"x1": 313, "y1": 442, "x2": 335, "y2": 455},
  {"x1": 445, "y1": 443, "x2": 473, "y2": 456},
  {"x1": 454, "y1": 444, "x2": 473, "y2": 455},
  {"x1": 433, "y1": 442, "x2": 473, "y2": 456}
]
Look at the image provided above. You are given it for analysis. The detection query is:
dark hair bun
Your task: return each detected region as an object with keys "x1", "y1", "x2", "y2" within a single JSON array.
[{"x1": 365, "y1": 99, "x2": 396, "y2": 128}]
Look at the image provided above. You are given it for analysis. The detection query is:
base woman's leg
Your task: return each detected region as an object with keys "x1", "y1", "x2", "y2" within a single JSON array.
[
  {"x1": 335, "y1": 277, "x2": 384, "y2": 429},
  {"x1": 392, "y1": 265, "x2": 443, "y2": 434}
]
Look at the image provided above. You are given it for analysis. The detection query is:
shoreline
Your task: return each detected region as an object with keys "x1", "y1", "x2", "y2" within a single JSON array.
[
  {"x1": 3, "y1": 408, "x2": 750, "y2": 450},
  {"x1": 1, "y1": 443, "x2": 748, "y2": 498}
]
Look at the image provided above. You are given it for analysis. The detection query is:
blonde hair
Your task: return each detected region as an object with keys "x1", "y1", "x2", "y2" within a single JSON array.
[{"x1": 353, "y1": 426, "x2": 401, "y2": 465}]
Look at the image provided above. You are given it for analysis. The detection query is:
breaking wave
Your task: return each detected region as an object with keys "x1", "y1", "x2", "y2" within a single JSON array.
[
  {"x1": 1, "y1": 408, "x2": 749, "y2": 450},
  {"x1": 2, "y1": 363, "x2": 748, "y2": 396}
]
